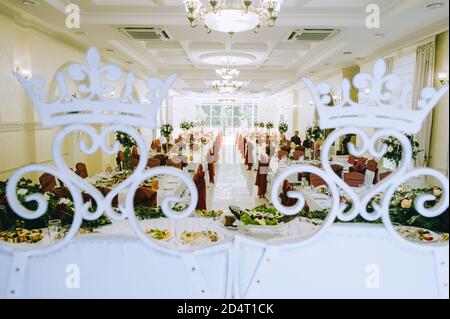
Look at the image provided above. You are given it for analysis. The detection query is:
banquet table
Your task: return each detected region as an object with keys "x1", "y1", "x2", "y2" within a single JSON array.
[
  {"x1": 5, "y1": 212, "x2": 335, "y2": 251},
  {"x1": 86, "y1": 171, "x2": 188, "y2": 207}
]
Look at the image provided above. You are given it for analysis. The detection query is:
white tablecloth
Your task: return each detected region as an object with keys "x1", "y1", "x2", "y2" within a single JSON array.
[{"x1": 86, "y1": 172, "x2": 188, "y2": 206}]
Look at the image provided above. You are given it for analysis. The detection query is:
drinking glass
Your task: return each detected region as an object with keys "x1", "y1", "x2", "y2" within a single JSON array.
[{"x1": 48, "y1": 219, "x2": 62, "y2": 241}]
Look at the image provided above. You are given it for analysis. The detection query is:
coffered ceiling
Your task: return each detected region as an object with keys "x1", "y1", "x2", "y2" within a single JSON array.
[{"x1": 1, "y1": 0, "x2": 449, "y2": 97}]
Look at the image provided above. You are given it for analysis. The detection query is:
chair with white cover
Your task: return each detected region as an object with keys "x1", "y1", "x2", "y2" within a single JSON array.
[
  {"x1": 0, "y1": 238, "x2": 232, "y2": 298},
  {"x1": 234, "y1": 226, "x2": 449, "y2": 298}
]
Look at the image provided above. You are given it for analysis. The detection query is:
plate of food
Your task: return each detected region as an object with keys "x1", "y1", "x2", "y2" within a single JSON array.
[
  {"x1": 179, "y1": 230, "x2": 221, "y2": 245},
  {"x1": 145, "y1": 228, "x2": 172, "y2": 241},
  {"x1": 0, "y1": 228, "x2": 44, "y2": 244},
  {"x1": 229, "y1": 205, "x2": 293, "y2": 238},
  {"x1": 395, "y1": 226, "x2": 439, "y2": 243},
  {"x1": 195, "y1": 209, "x2": 225, "y2": 218},
  {"x1": 229, "y1": 204, "x2": 300, "y2": 225}
]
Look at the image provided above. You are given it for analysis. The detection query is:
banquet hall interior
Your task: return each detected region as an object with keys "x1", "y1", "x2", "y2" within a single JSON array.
[{"x1": 0, "y1": 0, "x2": 449, "y2": 299}]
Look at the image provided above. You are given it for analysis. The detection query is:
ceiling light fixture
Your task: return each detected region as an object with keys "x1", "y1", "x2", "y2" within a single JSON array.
[
  {"x1": 21, "y1": 0, "x2": 39, "y2": 6},
  {"x1": 425, "y1": 2, "x2": 445, "y2": 9},
  {"x1": 183, "y1": 0, "x2": 283, "y2": 36},
  {"x1": 216, "y1": 64, "x2": 240, "y2": 80},
  {"x1": 212, "y1": 79, "x2": 244, "y2": 94},
  {"x1": 438, "y1": 72, "x2": 449, "y2": 85},
  {"x1": 343, "y1": 51, "x2": 353, "y2": 55}
]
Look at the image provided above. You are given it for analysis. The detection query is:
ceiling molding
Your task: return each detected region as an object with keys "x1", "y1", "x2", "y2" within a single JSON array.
[{"x1": 360, "y1": 18, "x2": 449, "y2": 65}]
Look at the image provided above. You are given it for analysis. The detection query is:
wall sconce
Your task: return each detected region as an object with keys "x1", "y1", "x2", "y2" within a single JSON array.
[
  {"x1": 438, "y1": 72, "x2": 449, "y2": 85},
  {"x1": 15, "y1": 66, "x2": 32, "y2": 79}
]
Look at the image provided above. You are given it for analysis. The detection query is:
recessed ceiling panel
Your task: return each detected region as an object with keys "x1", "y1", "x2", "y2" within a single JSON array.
[{"x1": 198, "y1": 52, "x2": 257, "y2": 65}]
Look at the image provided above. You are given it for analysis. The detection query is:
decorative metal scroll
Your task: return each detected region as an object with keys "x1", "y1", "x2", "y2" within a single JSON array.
[
  {"x1": 270, "y1": 59, "x2": 449, "y2": 249},
  {"x1": 4, "y1": 47, "x2": 199, "y2": 254}
]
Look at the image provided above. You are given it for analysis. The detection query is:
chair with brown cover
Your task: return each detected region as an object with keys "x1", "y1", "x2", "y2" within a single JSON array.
[
  {"x1": 349, "y1": 157, "x2": 367, "y2": 174},
  {"x1": 147, "y1": 157, "x2": 161, "y2": 168},
  {"x1": 133, "y1": 186, "x2": 157, "y2": 207},
  {"x1": 75, "y1": 162, "x2": 88, "y2": 178},
  {"x1": 277, "y1": 150, "x2": 289, "y2": 160},
  {"x1": 193, "y1": 165, "x2": 207, "y2": 210},
  {"x1": 379, "y1": 171, "x2": 392, "y2": 181},
  {"x1": 366, "y1": 159, "x2": 379, "y2": 184},
  {"x1": 151, "y1": 140, "x2": 162, "y2": 153},
  {"x1": 292, "y1": 150, "x2": 305, "y2": 161},
  {"x1": 281, "y1": 146, "x2": 292, "y2": 154},
  {"x1": 153, "y1": 153, "x2": 169, "y2": 166},
  {"x1": 298, "y1": 172, "x2": 310, "y2": 183},
  {"x1": 166, "y1": 158, "x2": 182, "y2": 169},
  {"x1": 116, "y1": 151, "x2": 125, "y2": 170},
  {"x1": 355, "y1": 157, "x2": 367, "y2": 169},
  {"x1": 279, "y1": 180, "x2": 298, "y2": 207},
  {"x1": 130, "y1": 158, "x2": 139, "y2": 170},
  {"x1": 39, "y1": 173, "x2": 72, "y2": 200},
  {"x1": 347, "y1": 155, "x2": 357, "y2": 165},
  {"x1": 255, "y1": 155, "x2": 270, "y2": 198},
  {"x1": 331, "y1": 164, "x2": 344, "y2": 178},
  {"x1": 131, "y1": 147, "x2": 140, "y2": 160},
  {"x1": 39, "y1": 173, "x2": 57, "y2": 193},
  {"x1": 310, "y1": 174, "x2": 327, "y2": 188},
  {"x1": 343, "y1": 171, "x2": 365, "y2": 187}
]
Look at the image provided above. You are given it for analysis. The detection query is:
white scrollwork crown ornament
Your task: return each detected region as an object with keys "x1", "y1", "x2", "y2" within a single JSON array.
[
  {"x1": 5, "y1": 47, "x2": 198, "y2": 253},
  {"x1": 271, "y1": 59, "x2": 449, "y2": 248}
]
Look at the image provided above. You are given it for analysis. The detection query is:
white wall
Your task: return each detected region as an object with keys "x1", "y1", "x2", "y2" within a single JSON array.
[
  {"x1": 171, "y1": 96, "x2": 196, "y2": 135},
  {"x1": 0, "y1": 13, "x2": 154, "y2": 180}
]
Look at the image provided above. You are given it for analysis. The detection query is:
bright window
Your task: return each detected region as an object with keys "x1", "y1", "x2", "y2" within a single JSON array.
[{"x1": 194, "y1": 100, "x2": 258, "y2": 134}]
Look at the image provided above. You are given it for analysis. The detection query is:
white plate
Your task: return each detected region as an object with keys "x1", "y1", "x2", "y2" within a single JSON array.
[
  {"x1": 395, "y1": 226, "x2": 439, "y2": 243},
  {"x1": 145, "y1": 228, "x2": 173, "y2": 241},
  {"x1": 237, "y1": 221, "x2": 288, "y2": 239},
  {"x1": 178, "y1": 230, "x2": 223, "y2": 246}
]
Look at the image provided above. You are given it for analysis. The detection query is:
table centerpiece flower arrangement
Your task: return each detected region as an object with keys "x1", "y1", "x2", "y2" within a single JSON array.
[
  {"x1": 160, "y1": 123, "x2": 174, "y2": 153},
  {"x1": 265, "y1": 121, "x2": 274, "y2": 134},
  {"x1": 306, "y1": 125, "x2": 325, "y2": 142},
  {"x1": 278, "y1": 122, "x2": 288, "y2": 135},
  {"x1": 306, "y1": 125, "x2": 325, "y2": 160},
  {"x1": 257, "y1": 122, "x2": 265, "y2": 129},
  {"x1": 0, "y1": 178, "x2": 111, "y2": 242},
  {"x1": 299, "y1": 186, "x2": 448, "y2": 238},
  {"x1": 180, "y1": 120, "x2": 194, "y2": 132},
  {"x1": 116, "y1": 131, "x2": 137, "y2": 170},
  {"x1": 382, "y1": 134, "x2": 422, "y2": 168}
]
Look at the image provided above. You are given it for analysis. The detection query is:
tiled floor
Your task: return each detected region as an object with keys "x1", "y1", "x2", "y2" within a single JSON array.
[{"x1": 206, "y1": 136, "x2": 268, "y2": 212}]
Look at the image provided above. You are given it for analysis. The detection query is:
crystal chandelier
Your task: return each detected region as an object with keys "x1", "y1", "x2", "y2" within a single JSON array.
[
  {"x1": 212, "y1": 79, "x2": 244, "y2": 94},
  {"x1": 183, "y1": 0, "x2": 283, "y2": 36},
  {"x1": 216, "y1": 64, "x2": 240, "y2": 80}
]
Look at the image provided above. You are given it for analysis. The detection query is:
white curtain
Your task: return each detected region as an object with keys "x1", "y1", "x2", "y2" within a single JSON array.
[{"x1": 412, "y1": 41, "x2": 435, "y2": 167}]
